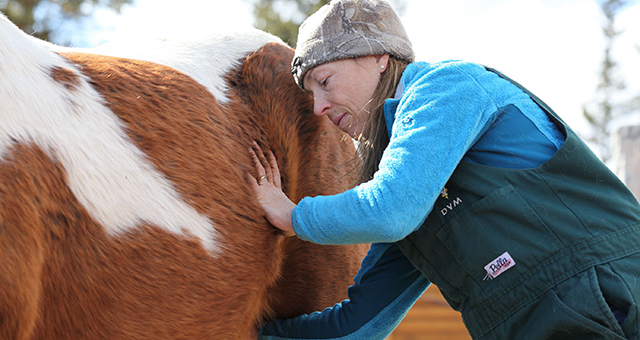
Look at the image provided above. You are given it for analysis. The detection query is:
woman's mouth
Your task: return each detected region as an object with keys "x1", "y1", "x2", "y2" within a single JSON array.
[{"x1": 332, "y1": 113, "x2": 346, "y2": 128}]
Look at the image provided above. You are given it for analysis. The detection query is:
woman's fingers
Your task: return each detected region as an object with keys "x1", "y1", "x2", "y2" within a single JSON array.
[
  {"x1": 252, "y1": 141, "x2": 283, "y2": 189},
  {"x1": 252, "y1": 141, "x2": 273, "y2": 184},
  {"x1": 267, "y1": 150, "x2": 281, "y2": 188},
  {"x1": 249, "y1": 147, "x2": 267, "y2": 183},
  {"x1": 246, "y1": 142, "x2": 296, "y2": 236}
]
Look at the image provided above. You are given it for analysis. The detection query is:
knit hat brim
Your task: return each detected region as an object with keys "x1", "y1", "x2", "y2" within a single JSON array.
[{"x1": 291, "y1": 0, "x2": 414, "y2": 91}]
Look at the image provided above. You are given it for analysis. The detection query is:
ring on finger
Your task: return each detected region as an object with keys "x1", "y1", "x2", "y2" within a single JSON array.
[{"x1": 259, "y1": 175, "x2": 267, "y2": 181}]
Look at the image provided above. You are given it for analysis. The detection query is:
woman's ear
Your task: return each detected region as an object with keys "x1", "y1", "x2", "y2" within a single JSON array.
[{"x1": 378, "y1": 54, "x2": 390, "y2": 73}]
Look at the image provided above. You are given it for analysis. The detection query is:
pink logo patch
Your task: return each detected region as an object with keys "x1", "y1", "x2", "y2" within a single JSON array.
[{"x1": 483, "y1": 252, "x2": 515, "y2": 280}]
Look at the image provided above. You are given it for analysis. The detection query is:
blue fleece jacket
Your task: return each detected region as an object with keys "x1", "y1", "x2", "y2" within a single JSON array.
[
  {"x1": 259, "y1": 60, "x2": 565, "y2": 339},
  {"x1": 291, "y1": 61, "x2": 563, "y2": 245}
]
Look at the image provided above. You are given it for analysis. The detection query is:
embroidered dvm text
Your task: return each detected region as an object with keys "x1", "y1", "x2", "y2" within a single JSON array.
[{"x1": 440, "y1": 197, "x2": 462, "y2": 216}]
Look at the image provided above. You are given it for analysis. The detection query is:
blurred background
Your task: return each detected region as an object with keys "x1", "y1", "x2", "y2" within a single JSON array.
[{"x1": 2, "y1": 0, "x2": 639, "y2": 339}]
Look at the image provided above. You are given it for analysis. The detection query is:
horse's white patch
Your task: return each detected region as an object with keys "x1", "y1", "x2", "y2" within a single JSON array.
[
  {"x1": 0, "y1": 14, "x2": 276, "y2": 253},
  {"x1": 68, "y1": 26, "x2": 283, "y2": 104}
]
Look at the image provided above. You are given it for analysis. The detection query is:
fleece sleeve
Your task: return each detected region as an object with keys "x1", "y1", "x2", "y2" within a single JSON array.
[
  {"x1": 292, "y1": 63, "x2": 498, "y2": 245},
  {"x1": 258, "y1": 243, "x2": 430, "y2": 340}
]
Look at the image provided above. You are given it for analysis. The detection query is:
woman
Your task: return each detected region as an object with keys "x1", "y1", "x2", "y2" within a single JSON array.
[{"x1": 249, "y1": 0, "x2": 640, "y2": 339}]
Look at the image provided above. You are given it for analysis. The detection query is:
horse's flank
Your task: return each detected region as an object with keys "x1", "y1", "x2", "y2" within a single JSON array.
[{"x1": 0, "y1": 14, "x2": 368, "y2": 339}]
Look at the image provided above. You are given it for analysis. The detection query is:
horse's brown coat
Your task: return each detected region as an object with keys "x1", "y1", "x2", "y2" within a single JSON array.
[{"x1": 1, "y1": 38, "x2": 368, "y2": 339}]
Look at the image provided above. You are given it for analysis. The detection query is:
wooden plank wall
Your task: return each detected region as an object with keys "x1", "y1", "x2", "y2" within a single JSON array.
[{"x1": 387, "y1": 285, "x2": 471, "y2": 340}]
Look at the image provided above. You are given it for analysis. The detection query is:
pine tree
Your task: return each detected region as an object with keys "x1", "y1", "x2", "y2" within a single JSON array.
[
  {"x1": 1, "y1": 0, "x2": 133, "y2": 43},
  {"x1": 252, "y1": 0, "x2": 329, "y2": 48},
  {"x1": 582, "y1": 0, "x2": 628, "y2": 163},
  {"x1": 253, "y1": 0, "x2": 406, "y2": 48}
]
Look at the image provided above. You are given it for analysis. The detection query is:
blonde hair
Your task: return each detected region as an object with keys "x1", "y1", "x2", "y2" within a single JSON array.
[{"x1": 354, "y1": 56, "x2": 409, "y2": 184}]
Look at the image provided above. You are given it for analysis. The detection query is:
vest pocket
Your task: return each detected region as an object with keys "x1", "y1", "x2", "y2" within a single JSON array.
[{"x1": 435, "y1": 185, "x2": 563, "y2": 296}]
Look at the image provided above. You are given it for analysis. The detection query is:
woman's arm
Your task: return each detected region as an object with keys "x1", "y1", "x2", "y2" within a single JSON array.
[
  {"x1": 292, "y1": 63, "x2": 498, "y2": 244},
  {"x1": 259, "y1": 243, "x2": 430, "y2": 340},
  {"x1": 248, "y1": 62, "x2": 498, "y2": 244}
]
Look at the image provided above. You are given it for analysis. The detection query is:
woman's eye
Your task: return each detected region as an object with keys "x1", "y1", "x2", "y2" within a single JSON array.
[{"x1": 320, "y1": 77, "x2": 329, "y2": 87}]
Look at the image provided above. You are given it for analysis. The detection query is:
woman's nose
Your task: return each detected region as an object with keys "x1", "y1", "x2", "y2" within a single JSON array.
[{"x1": 313, "y1": 96, "x2": 331, "y2": 116}]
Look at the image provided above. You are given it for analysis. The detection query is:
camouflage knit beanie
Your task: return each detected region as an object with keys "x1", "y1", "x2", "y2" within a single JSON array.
[{"x1": 291, "y1": 0, "x2": 415, "y2": 91}]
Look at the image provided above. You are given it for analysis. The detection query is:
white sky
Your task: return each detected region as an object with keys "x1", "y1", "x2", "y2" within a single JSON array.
[{"x1": 86, "y1": 0, "x2": 640, "y2": 139}]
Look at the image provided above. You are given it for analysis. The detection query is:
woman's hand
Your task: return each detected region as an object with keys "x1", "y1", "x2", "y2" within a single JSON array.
[{"x1": 247, "y1": 142, "x2": 296, "y2": 237}]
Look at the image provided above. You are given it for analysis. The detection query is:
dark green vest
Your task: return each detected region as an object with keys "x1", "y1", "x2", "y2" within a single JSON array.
[{"x1": 396, "y1": 68, "x2": 640, "y2": 338}]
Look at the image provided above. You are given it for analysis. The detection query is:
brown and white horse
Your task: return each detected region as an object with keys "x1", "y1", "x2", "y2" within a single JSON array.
[{"x1": 0, "y1": 15, "x2": 369, "y2": 339}]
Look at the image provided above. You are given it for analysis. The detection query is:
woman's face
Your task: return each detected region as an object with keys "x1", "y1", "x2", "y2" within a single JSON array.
[{"x1": 303, "y1": 55, "x2": 389, "y2": 138}]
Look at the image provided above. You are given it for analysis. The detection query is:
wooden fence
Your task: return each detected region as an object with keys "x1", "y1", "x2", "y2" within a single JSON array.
[{"x1": 387, "y1": 285, "x2": 470, "y2": 340}]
